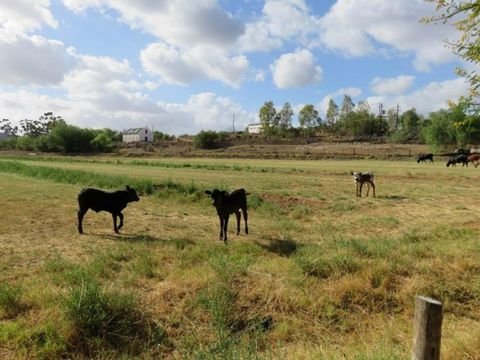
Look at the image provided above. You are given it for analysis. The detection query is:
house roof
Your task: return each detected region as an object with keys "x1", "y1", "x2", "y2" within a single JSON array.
[
  {"x1": 247, "y1": 123, "x2": 261, "y2": 127},
  {"x1": 123, "y1": 127, "x2": 148, "y2": 134}
]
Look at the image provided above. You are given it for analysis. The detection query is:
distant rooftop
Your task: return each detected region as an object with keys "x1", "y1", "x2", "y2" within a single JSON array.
[{"x1": 123, "y1": 127, "x2": 148, "y2": 134}]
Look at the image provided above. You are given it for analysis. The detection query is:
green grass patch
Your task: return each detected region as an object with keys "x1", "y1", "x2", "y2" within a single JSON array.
[{"x1": 0, "y1": 281, "x2": 25, "y2": 319}]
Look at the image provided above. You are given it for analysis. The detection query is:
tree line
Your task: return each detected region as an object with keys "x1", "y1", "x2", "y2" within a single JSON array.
[
  {"x1": 0, "y1": 113, "x2": 180, "y2": 153},
  {"x1": 255, "y1": 95, "x2": 480, "y2": 151},
  {"x1": 1, "y1": 96, "x2": 479, "y2": 153},
  {"x1": 0, "y1": 113, "x2": 121, "y2": 153}
]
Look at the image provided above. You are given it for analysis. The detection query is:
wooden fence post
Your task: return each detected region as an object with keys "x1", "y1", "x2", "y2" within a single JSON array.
[{"x1": 412, "y1": 296, "x2": 443, "y2": 360}]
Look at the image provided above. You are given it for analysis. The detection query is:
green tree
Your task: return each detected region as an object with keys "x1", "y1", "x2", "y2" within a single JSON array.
[
  {"x1": 277, "y1": 102, "x2": 294, "y2": 135},
  {"x1": 47, "y1": 124, "x2": 96, "y2": 153},
  {"x1": 19, "y1": 119, "x2": 49, "y2": 137},
  {"x1": 450, "y1": 97, "x2": 480, "y2": 146},
  {"x1": 298, "y1": 104, "x2": 321, "y2": 136},
  {"x1": 338, "y1": 109, "x2": 388, "y2": 138},
  {"x1": 390, "y1": 109, "x2": 424, "y2": 143},
  {"x1": 423, "y1": 1, "x2": 480, "y2": 97},
  {"x1": 340, "y1": 94, "x2": 355, "y2": 118},
  {"x1": 259, "y1": 101, "x2": 277, "y2": 136},
  {"x1": 325, "y1": 99, "x2": 339, "y2": 127},
  {"x1": 153, "y1": 131, "x2": 175, "y2": 141},
  {"x1": 0, "y1": 119, "x2": 19, "y2": 136},
  {"x1": 385, "y1": 108, "x2": 399, "y2": 133},
  {"x1": 423, "y1": 109, "x2": 457, "y2": 150},
  {"x1": 91, "y1": 132, "x2": 113, "y2": 152}
]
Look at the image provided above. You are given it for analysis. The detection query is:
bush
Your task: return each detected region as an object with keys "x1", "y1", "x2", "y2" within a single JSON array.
[
  {"x1": 193, "y1": 130, "x2": 220, "y2": 149},
  {"x1": 48, "y1": 125, "x2": 96, "y2": 153},
  {"x1": 91, "y1": 132, "x2": 112, "y2": 152},
  {"x1": 0, "y1": 137, "x2": 17, "y2": 150}
]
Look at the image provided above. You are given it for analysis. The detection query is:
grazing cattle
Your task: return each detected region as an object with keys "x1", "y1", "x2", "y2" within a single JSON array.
[
  {"x1": 205, "y1": 188, "x2": 248, "y2": 242},
  {"x1": 467, "y1": 154, "x2": 480, "y2": 168},
  {"x1": 446, "y1": 154, "x2": 469, "y2": 167},
  {"x1": 417, "y1": 153, "x2": 434, "y2": 163},
  {"x1": 351, "y1": 171, "x2": 375, "y2": 197},
  {"x1": 77, "y1": 186, "x2": 140, "y2": 234}
]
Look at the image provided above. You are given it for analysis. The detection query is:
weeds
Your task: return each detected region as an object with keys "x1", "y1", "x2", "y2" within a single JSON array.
[
  {"x1": 294, "y1": 244, "x2": 360, "y2": 279},
  {"x1": 63, "y1": 278, "x2": 166, "y2": 354},
  {"x1": 0, "y1": 281, "x2": 25, "y2": 318}
]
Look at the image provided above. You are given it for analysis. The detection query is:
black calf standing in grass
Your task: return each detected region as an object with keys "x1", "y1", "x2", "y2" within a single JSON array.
[
  {"x1": 77, "y1": 186, "x2": 139, "y2": 234},
  {"x1": 205, "y1": 188, "x2": 249, "y2": 242}
]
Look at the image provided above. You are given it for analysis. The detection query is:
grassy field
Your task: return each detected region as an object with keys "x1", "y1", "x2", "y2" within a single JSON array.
[{"x1": 0, "y1": 154, "x2": 479, "y2": 359}]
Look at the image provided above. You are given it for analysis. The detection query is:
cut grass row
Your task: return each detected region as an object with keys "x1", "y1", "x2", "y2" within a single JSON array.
[{"x1": 0, "y1": 154, "x2": 301, "y2": 174}]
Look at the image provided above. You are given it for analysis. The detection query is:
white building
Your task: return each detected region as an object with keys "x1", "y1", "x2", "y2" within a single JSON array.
[
  {"x1": 247, "y1": 123, "x2": 262, "y2": 134},
  {"x1": 122, "y1": 127, "x2": 154, "y2": 143}
]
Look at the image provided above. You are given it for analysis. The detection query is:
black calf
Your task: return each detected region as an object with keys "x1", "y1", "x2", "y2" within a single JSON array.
[
  {"x1": 77, "y1": 185, "x2": 139, "y2": 234},
  {"x1": 205, "y1": 188, "x2": 248, "y2": 242},
  {"x1": 417, "y1": 153, "x2": 434, "y2": 163}
]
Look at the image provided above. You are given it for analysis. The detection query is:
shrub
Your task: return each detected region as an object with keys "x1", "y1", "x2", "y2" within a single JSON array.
[
  {"x1": 193, "y1": 130, "x2": 220, "y2": 149},
  {"x1": 0, "y1": 137, "x2": 18, "y2": 150}
]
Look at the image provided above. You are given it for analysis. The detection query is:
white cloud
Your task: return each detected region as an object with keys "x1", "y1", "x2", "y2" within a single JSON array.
[
  {"x1": 0, "y1": 48, "x2": 254, "y2": 135},
  {"x1": 0, "y1": 0, "x2": 57, "y2": 38},
  {"x1": 370, "y1": 75, "x2": 415, "y2": 95},
  {"x1": 0, "y1": 35, "x2": 73, "y2": 86},
  {"x1": 318, "y1": 0, "x2": 458, "y2": 71},
  {"x1": 140, "y1": 43, "x2": 249, "y2": 88},
  {"x1": 317, "y1": 78, "x2": 468, "y2": 119},
  {"x1": 366, "y1": 78, "x2": 470, "y2": 116},
  {"x1": 238, "y1": 0, "x2": 320, "y2": 52},
  {"x1": 161, "y1": 92, "x2": 254, "y2": 134},
  {"x1": 62, "y1": 0, "x2": 244, "y2": 49},
  {"x1": 271, "y1": 49, "x2": 323, "y2": 89}
]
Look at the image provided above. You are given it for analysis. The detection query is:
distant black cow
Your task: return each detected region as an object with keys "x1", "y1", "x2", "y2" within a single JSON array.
[
  {"x1": 77, "y1": 186, "x2": 139, "y2": 234},
  {"x1": 446, "y1": 154, "x2": 469, "y2": 167},
  {"x1": 205, "y1": 188, "x2": 248, "y2": 242},
  {"x1": 417, "y1": 153, "x2": 434, "y2": 163}
]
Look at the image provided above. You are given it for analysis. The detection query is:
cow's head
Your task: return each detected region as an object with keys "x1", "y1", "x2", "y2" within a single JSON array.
[
  {"x1": 205, "y1": 189, "x2": 228, "y2": 208},
  {"x1": 125, "y1": 185, "x2": 140, "y2": 202}
]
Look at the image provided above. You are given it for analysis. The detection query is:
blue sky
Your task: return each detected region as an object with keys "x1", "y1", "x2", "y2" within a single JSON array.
[{"x1": 0, "y1": 0, "x2": 472, "y2": 134}]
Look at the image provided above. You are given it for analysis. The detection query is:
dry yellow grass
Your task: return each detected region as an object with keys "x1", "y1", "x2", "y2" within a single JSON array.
[{"x1": 0, "y1": 155, "x2": 479, "y2": 358}]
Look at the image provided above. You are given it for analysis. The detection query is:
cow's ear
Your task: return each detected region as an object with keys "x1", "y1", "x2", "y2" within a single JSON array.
[
  {"x1": 126, "y1": 185, "x2": 131, "y2": 190},
  {"x1": 205, "y1": 190, "x2": 212, "y2": 195}
]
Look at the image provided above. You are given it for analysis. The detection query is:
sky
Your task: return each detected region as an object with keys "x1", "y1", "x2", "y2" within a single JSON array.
[{"x1": 0, "y1": 0, "x2": 473, "y2": 135}]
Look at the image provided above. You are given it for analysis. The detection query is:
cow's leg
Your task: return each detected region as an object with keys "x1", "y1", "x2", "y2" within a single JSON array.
[
  {"x1": 360, "y1": 182, "x2": 365, "y2": 197},
  {"x1": 235, "y1": 210, "x2": 241, "y2": 235},
  {"x1": 117, "y1": 212, "x2": 124, "y2": 230},
  {"x1": 242, "y1": 208, "x2": 248, "y2": 235},
  {"x1": 218, "y1": 216, "x2": 224, "y2": 240},
  {"x1": 112, "y1": 213, "x2": 119, "y2": 233},
  {"x1": 223, "y1": 215, "x2": 229, "y2": 242},
  {"x1": 370, "y1": 181, "x2": 376, "y2": 197},
  {"x1": 77, "y1": 207, "x2": 88, "y2": 234}
]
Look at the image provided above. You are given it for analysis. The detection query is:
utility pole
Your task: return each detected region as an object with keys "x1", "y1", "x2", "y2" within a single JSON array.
[{"x1": 378, "y1": 103, "x2": 385, "y2": 117}]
